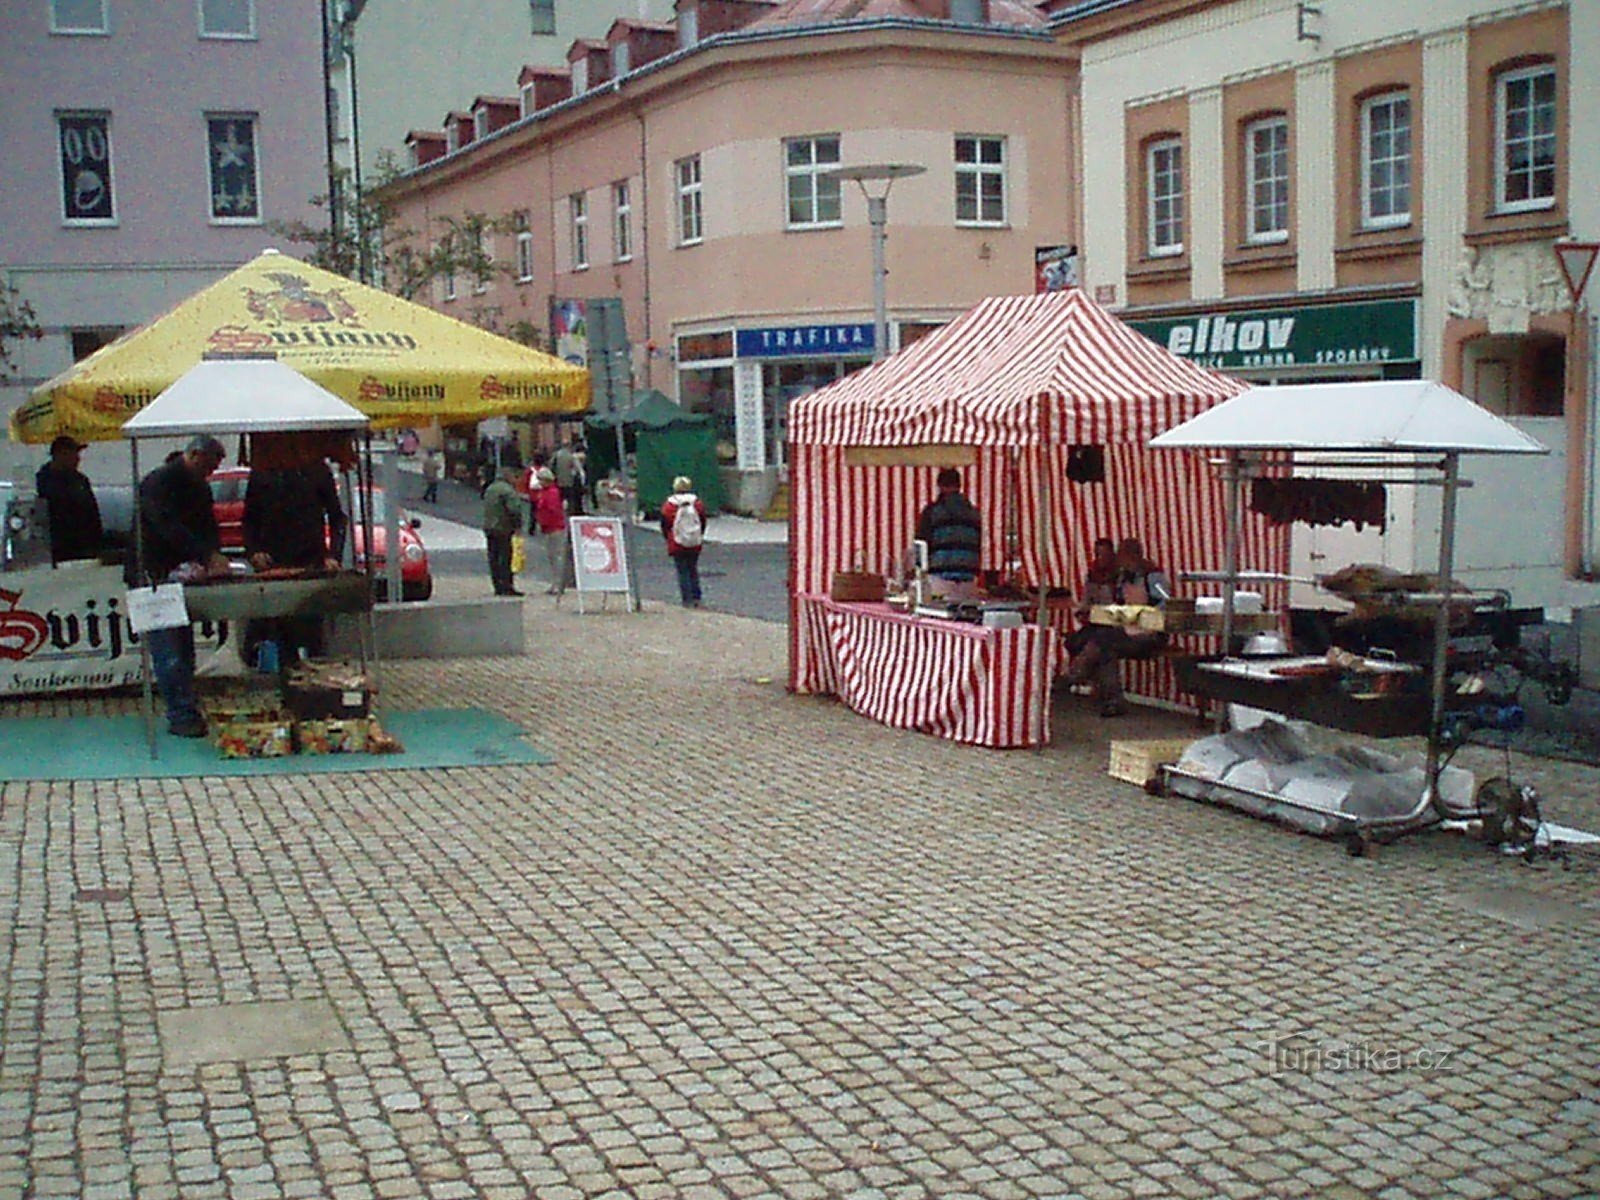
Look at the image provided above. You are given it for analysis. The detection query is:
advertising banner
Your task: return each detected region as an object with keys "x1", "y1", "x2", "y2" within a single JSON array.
[
  {"x1": 1035, "y1": 245, "x2": 1079, "y2": 293},
  {"x1": 568, "y1": 517, "x2": 630, "y2": 594},
  {"x1": 1126, "y1": 298, "x2": 1418, "y2": 372},
  {"x1": 0, "y1": 564, "x2": 230, "y2": 696}
]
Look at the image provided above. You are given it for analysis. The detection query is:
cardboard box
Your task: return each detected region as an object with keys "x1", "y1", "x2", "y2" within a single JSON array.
[
  {"x1": 296, "y1": 718, "x2": 370, "y2": 755},
  {"x1": 1108, "y1": 738, "x2": 1194, "y2": 787},
  {"x1": 212, "y1": 710, "x2": 294, "y2": 759}
]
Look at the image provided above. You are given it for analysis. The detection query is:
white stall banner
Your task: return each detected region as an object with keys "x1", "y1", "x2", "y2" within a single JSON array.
[{"x1": 0, "y1": 564, "x2": 229, "y2": 696}]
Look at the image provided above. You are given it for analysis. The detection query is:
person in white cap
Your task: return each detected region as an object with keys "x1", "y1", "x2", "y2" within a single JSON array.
[{"x1": 660, "y1": 474, "x2": 708, "y2": 607}]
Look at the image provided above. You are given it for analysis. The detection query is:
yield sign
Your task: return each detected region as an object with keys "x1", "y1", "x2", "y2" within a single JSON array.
[{"x1": 1553, "y1": 241, "x2": 1600, "y2": 306}]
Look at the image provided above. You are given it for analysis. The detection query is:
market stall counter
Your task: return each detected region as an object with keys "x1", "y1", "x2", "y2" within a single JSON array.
[{"x1": 796, "y1": 594, "x2": 1061, "y2": 748}]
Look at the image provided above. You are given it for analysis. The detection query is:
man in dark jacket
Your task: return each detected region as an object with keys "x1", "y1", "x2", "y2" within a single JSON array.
[
  {"x1": 242, "y1": 460, "x2": 347, "y2": 665},
  {"x1": 132, "y1": 435, "x2": 229, "y2": 737},
  {"x1": 915, "y1": 468, "x2": 982, "y2": 581},
  {"x1": 34, "y1": 435, "x2": 103, "y2": 564}
]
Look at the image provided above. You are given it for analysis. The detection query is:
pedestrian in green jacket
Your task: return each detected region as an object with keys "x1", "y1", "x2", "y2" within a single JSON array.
[{"x1": 482, "y1": 466, "x2": 524, "y2": 597}]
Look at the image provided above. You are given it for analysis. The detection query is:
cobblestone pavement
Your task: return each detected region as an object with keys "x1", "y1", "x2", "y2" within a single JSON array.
[{"x1": 3, "y1": 581, "x2": 1598, "y2": 1200}]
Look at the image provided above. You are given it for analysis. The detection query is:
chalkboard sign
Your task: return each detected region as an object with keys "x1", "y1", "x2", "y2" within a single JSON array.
[{"x1": 58, "y1": 112, "x2": 114, "y2": 222}]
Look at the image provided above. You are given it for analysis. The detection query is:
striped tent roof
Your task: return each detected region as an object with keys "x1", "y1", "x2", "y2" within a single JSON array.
[{"x1": 789, "y1": 290, "x2": 1245, "y2": 447}]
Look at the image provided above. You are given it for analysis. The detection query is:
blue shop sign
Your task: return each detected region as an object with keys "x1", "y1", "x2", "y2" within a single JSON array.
[{"x1": 736, "y1": 323, "x2": 875, "y2": 359}]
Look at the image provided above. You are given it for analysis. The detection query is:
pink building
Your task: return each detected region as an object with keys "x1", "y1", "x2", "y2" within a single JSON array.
[
  {"x1": 381, "y1": 0, "x2": 1077, "y2": 511},
  {"x1": 0, "y1": 0, "x2": 326, "y2": 480}
]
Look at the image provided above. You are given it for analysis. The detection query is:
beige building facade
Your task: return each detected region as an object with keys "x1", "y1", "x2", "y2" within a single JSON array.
[
  {"x1": 383, "y1": 3, "x2": 1076, "y2": 509},
  {"x1": 1060, "y1": 0, "x2": 1599, "y2": 612}
]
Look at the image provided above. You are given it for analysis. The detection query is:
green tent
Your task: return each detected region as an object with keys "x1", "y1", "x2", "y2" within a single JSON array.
[{"x1": 585, "y1": 390, "x2": 725, "y2": 515}]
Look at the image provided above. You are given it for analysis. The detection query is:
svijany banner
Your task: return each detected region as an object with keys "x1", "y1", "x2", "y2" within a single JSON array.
[{"x1": 0, "y1": 564, "x2": 230, "y2": 696}]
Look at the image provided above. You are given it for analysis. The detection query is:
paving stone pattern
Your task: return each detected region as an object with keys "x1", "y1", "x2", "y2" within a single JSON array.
[{"x1": 3, "y1": 580, "x2": 1598, "y2": 1199}]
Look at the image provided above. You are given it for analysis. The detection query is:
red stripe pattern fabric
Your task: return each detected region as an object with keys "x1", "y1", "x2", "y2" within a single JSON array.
[
  {"x1": 788, "y1": 290, "x2": 1288, "y2": 707},
  {"x1": 796, "y1": 597, "x2": 1060, "y2": 748}
]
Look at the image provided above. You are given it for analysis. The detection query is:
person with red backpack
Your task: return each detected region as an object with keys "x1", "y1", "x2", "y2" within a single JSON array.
[{"x1": 660, "y1": 474, "x2": 708, "y2": 608}]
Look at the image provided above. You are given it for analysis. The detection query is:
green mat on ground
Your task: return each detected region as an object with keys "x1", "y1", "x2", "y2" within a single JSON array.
[{"x1": 0, "y1": 709, "x2": 552, "y2": 781}]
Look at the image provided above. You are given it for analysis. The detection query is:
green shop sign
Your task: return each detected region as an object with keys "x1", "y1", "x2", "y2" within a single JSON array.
[{"x1": 1127, "y1": 298, "x2": 1416, "y2": 371}]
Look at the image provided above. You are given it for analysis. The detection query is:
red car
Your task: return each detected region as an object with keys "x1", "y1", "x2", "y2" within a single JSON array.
[{"x1": 210, "y1": 467, "x2": 433, "y2": 602}]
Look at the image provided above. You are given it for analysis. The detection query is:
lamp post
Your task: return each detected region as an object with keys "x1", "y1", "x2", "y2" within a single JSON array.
[
  {"x1": 1554, "y1": 239, "x2": 1600, "y2": 575},
  {"x1": 826, "y1": 164, "x2": 925, "y2": 362}
]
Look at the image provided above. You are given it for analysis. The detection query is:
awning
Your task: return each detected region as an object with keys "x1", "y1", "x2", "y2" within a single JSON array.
[
  {"x1": 1149, "y1": 380, "x2": 1549, "y2": 454},
  {"x1": 122, "y1": 359, "x2": 368, "y2": 438},
  {"x1": 11, "y1": 249, "x2": 590, "y2": 444}
]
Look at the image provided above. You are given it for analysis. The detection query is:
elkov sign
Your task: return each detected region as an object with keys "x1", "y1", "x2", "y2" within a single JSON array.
[{"x1": 1127, "y1": 298, "x2": 1417, "y2": 372}]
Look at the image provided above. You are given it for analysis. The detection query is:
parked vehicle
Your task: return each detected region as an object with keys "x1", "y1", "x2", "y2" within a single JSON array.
[{"x1": 208, "y1": 467, "x2": 433, "y2": 602}]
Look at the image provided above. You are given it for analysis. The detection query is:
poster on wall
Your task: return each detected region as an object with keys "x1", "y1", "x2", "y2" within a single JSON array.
[
  {"x1": 551, "y1": 298, "x2": 589, "y2": 367},
  {"x1": 0, "y1": 564, "x2": 229, "y2": 696},
  {"x1": 1035, "y1": 245, "x2": 1079, "y2": 293}
]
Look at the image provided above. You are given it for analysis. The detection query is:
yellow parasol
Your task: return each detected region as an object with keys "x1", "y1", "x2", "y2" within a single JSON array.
[{"x1": 10, "y1": 249, "x2": 591, "y2": 443}]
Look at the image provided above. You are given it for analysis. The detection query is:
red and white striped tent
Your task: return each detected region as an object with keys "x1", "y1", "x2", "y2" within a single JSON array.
[{"x1": 788, "y1": 289, "x2": 1288, "y2": 699}]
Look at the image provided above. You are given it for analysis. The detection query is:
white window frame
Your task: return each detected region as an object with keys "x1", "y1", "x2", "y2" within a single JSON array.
[
  {"x1": 571, "y1": 57, "x2": 588, "y2": 94},
  {"x1": 205, "y1": 113, "x2": 261, "y2": 225},
  {"x1": 1244, "y1": 115, "x2": 1290, "y2": 244},
  {"x1": 474, "y1": 109, "x2": 491, "y2": 140},
  {"x1": 612, "y1": 43, "x2": 630, "y2": 77},
  {"x1": 1495, "y1": 64, "x2": 1558, "y2": 215},
  {"x1": 954, "y1": 135, "x2": 1006, "y2": 227},
  {"x1": 198, "y1": 0, "x2": 255, "y2": 39},
  {"x1": 57, "y1": 110, "x2": 116, "y2": 226},
  {"x1": 1360, "y1": 90, "x2": 1411, "y2": 230},
  {"x1": 784, "y1": 135, "x2": 842, "y2": 230},
  {"x1": 678, "y1": 6, "x2": 699, "y2": 47},
  {"x1": 472, "y1": 230, "x2": 492, "y2": 293},
  {"x1": 1146, "y1": 136, "x2": 1184, "y2": 257},
  {"x1": 520, "y1": 83, "x2": 535, "y2": 118},
  {"x1": 569, "y1": 193, "x2": 589, "y2": 270},
  {"x1": 440, "y1": 239, "x2": 457, "y2": 303},
  {"x1": 516, "y1": 222, "x2": 534, "y2": 283},
  {"x1": 50, "y1": 0, "x2": 107, "y2": 34},
  {"x1": 676, "y1": 154, "x2": 703, "y2": 246},
  {"x1": 613, "y1": 180, "x2": 633, "y2": 262}
]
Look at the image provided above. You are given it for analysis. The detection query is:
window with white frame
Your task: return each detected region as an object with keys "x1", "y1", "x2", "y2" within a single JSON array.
[
  {"x1": 199, "y1": 0, "x2": 254, "y2": 38},
  {"x1": 50, "y1": 0, "x2": 106, "y2": 33},
  {"x1": 515, "y1": 213, "x2": 534, "y2": 282},
  {"x1": 1244, "y1": 115, "x2": 1289, "y2": 243},
  {"x1": 1146, "y1": 136, "x2": 1184, "y2": 256},
  {"x1": 570, "y1": 193, "x2": 589, "y2": 270},
  {"x1": 678, "y1": 5, "x2": 699, "y2": 47},
  {"x1": 474, "y1": 109, "x2": 490, "y2": 140},
  {"x1": 954, "y1": 135, "x2": 1006, "y2": 225},
  {"x1": 207, "y1": 114, "x2": 260, "y2": 222},
  {"x1": 612, "y1": 43, "x2": 630, "y2": 77},
  {"x1": 572, "y1": 57, "x2": 588, "y2": 94},
  {"x1": 1360, "y1": 91, "x2": 1411, "y2": 229},
  {"x1": 784, "y1": 135, "x2": 841, "y2": 229},
  {"x1": 472, "y1": 229, "x2": 492, "y2": 293},
  {"x1": 520, "y1": 83, "x2": 535, "y2": 118},
  {"x1": 677, "y1": 154, "x2": 703, "y2": 245},
  {"x1": 440, "y1": 239, "x2": 457, "y2": 302},
  {"x1": 613, "y1": 180, "x2": 633, "y2": 261},
  {"x1": 529, "y1": 0, "x2": 554, "y2": 35},
  {"x1": 57, "y1": 111, "x2": 115, "y2": 224},
  {"x1": 1496, "y1": 64, "x2": 1557, "y2": 213}
]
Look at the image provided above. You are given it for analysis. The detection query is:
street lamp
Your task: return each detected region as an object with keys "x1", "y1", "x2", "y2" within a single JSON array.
[{"x1": 826, "y1": 163, "x2": 926, "y2": 362}]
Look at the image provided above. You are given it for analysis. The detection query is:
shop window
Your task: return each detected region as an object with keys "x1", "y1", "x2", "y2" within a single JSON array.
[
  {"x1": 955, "y1": 135, "x2": 1006, "y2": 226},
  {"x1": 1360, "y1": 91, "x2": 1411, "y2": 229},
  {"x1": 1146, "y1": 136, "x2": 1184, "y2": 257},
  {"x1": 206, "y1": 114, "x2": 260, "y2": 222},
  {"x1": 613, "y1": 180, "x2": 632, "y2": 262},
  {"x1": 785, "y1": 135, "x2": 842, "y2": 229},
  {"x1": 58, "y1": 110, "x2": 115, "y2": 224},
  {"x1": 1495, "y1": 64, "x2": 1557, "y2": 214},
  {"x1": 199, "y1": 0, "x2": 253, "y2": 38},
  {"x1": 1244, "y1": 115, "x2": 1289, "y2": 243},
  {"x1": 569, "y1": 193, "x2": 588, "y2": 270},
  {"x1": 50, "y1": 0, "x2": 106, "y2": 33},
  {"x1": 676, "y1": 154, "x2": 703, "y2": 246}
]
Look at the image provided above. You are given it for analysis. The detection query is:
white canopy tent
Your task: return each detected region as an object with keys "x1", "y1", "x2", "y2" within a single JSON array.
[{"x1": 1151, "y1": 379, "x2": 1548, "y2": 840}]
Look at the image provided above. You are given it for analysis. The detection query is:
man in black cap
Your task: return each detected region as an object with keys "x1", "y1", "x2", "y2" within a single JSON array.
[
  {"x1": 34, "y1": 434, "x2": 103, "y2": 564},
  {"x1": 132, "y1": 434, "x2": 230, "y2": 737}
]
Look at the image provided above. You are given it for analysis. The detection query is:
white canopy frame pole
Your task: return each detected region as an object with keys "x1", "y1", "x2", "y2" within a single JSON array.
[
  {"x1": 1218, "y1": 449, "x2": 1243, "y2": 732},
  {"x1": 130, "y1": 437, "x2": 159, "y2": 759},
  {"x1": 1425, "y1": 452, "x2": 1461, "y2": 811}
]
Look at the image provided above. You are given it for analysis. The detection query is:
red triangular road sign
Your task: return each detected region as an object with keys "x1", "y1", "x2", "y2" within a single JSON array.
[{"x1": 1553, "y1": 241, "x2": 1600, "y2": 306}]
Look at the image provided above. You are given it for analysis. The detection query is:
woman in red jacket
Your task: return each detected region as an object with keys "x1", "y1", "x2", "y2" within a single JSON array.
[
  {"x1": 660, "y1": 475, "x2": 708, "y2": 607},
  {"x1": 531, "y1": 467, "x2": 569, "y2": 595}
]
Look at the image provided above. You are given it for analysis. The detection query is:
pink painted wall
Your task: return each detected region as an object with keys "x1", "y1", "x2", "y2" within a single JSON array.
[{"x1": 0, "y1": 0, "x2": 325, "y2": 266}]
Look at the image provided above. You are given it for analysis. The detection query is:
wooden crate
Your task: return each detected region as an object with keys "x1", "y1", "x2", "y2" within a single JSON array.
[{"x1": 1108, "y1": 738, "x2": 1194, "y2": 786}]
